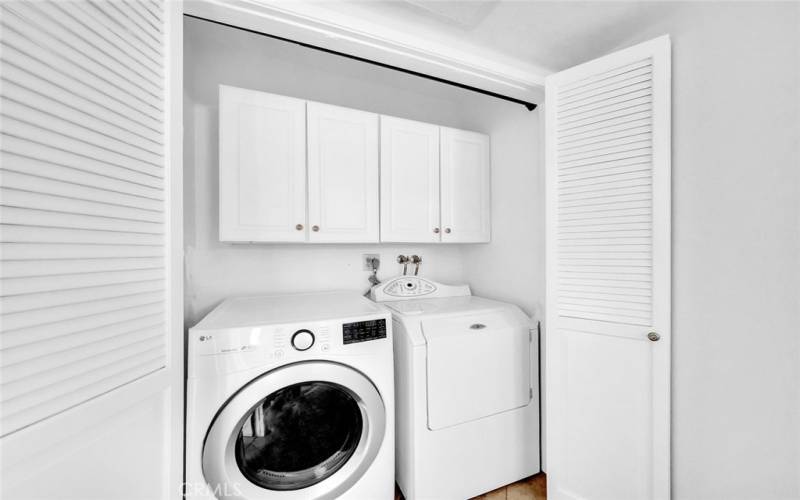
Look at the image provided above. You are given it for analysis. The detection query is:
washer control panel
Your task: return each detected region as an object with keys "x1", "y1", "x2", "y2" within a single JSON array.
[
  {"x1": 191, "y1": 315, "x2": 389, "y2": 359},
  {"x1": 370, "y1": 276, "x2": 471, "y2": 302},
  {"x1": 188, "y1": 314, "x2": 391, "y2": 377},
  {"x1": 384, "y1": 277, "x2": 436, "y2": 297},
  {"x1": 291, "y1": 329, "x2": 315, "y2": 351},
  {"x1": 343, "y1": 319, "x2": 386, "y2": 345}
]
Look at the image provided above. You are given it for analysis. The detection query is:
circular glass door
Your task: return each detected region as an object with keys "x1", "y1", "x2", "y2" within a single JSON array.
[
  {"x1": 203, "y1": 362, "x2": 386, "y2": 500},
  {"x1": 235, "y1": 381, "x2": 363, "y2": 490}
]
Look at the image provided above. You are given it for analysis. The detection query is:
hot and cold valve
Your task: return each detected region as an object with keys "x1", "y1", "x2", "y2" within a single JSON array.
[
  {"x1": 397, "y1": 255, "x2": 409, "y2": 274},
  {"x1": 397, "y1": 254, "x2": 422, "y2": 275},
  {"x1": 410, "y1": 255, "x2": 422, "y2": 275}
]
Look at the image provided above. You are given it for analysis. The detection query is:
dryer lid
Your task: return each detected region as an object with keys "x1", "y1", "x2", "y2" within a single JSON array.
[{"x1": 383, "y1": 295, "x2": 505, "y2": 317}]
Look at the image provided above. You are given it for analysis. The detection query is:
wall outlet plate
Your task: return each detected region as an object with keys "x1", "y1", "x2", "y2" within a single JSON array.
[{"x1": 363, "y1": 254, "x2": 380, "y2": 271}]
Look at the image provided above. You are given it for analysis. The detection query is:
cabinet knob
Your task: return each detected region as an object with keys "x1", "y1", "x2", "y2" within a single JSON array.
[
  {"x1": 433, "y1": 228, "x2": 440, "y2": 234},
  {"x1": 647, "y1": 331, "x2": 661, "y2": 342},
  {"x1": 312, "y1": 225, "x2": 320, "y2": 232},
  {"x1": 444, "y1": 228, "x2": 452, "y2": 234},
  {"x1": 295, "y1": 224, "x2": 304, "y2": 231}
]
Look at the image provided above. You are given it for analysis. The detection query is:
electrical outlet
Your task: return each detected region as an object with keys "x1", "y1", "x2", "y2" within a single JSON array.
[{"x1": 363, "y1": 254, "x2": 380, "y2": 271}]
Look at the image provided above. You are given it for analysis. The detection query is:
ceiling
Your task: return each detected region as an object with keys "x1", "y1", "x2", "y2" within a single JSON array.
[{"x1": 314, "y1": 0, "x2": 683, "y2": 72}]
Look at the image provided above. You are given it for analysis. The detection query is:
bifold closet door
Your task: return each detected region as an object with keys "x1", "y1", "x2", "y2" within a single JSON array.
[
  {"x1": 380, "y1": 116, "x2": 440, "y2": 242},
  {"x1": 219, "y1": 86, "x2": 307, "y2": 242},
  {"x1": 0, "y1": 1, "x2": 181, "y2": 499},
  {"x1": 545, "y1": 36, "x2": 671, "y2": 500},
  {"x1": 307, "y1": 102, "x2": 379, "y2": 243}
]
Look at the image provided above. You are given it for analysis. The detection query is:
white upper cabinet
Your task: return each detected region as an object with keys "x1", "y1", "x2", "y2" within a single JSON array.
[
  {"x1": 219, "y1": 87, "x2": 490, "y2": 244},
  {"x1": 219, "y1": 86, "x2": 307, "y2": 242},
  {"x1": 440, "y1": 127, "x2": 491, "y2": 243},
  {"x1": 380, "y1": 116, "x2": 441, "y2": 242},
  {"x1": 307, "y1": 102, "x2": 379, "y2": 243}
]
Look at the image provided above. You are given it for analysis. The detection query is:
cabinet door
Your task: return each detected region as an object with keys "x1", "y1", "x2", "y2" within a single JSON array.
[
  {"x1": 440, "y1": 127, "x2": 491, "y2": 243},
  {"x1": 219, "y1": 86, "x2": 307, "y2": 242},
  {"x1": 307, "y1": 102, "x2": 379, "y2": 243},
  {"x1": 380, "y1": 116, "x2": 441, "y2": 242}
]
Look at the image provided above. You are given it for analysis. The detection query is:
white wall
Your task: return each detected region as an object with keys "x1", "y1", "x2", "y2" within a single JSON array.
[
  {"x1": 605, "y1": 3, "x2": 800, "y2": 499},
  {"x1": 461, "y1": 106, "x2": 545, "y2": 319},
  {"x1": 183, "y1": 18, "x2": 542, "y2": 326}
]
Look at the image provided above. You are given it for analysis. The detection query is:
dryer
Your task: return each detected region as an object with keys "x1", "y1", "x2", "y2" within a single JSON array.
[
  {"x1": 186, "y1": 292, "x2": 394, "y2": 500},
  {"x1": 370, "y1": 276, "x2": 540, "y2": 499}
]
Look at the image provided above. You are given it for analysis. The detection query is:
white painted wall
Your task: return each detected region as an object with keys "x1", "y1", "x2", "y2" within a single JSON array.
[
  {"x1": 460, "y1": 106, "x2": 544, "y2": 319},
  {"x1": 183, "y1": 18, "x2": 542, "y2": 326},
  {"x1": 604, "y1": 3, "x2": 800, "y2": 499}
]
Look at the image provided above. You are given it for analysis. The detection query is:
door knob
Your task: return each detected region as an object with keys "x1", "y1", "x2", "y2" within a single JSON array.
[
  {"x1": 295, "y1": 224, "x2": 304, "y2": 231},
  {"x1": 312, "y1": 225, "x2": 320, "y2": 232},
  {"x1": 647, "y1": 331, "x2": 661, "y2": 342}
]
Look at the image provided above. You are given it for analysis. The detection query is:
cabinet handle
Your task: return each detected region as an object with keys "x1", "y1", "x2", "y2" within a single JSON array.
[
  {"x1": 444, "y1": 228, "x2": 452, "y2": 234},
  {"x1": 295, "y1": 224, "x2": 304, "y2": 231},
  {"x1": 433, "y1": 228, "x2": 440, "y2": 234},
  {"x1": 312, "y1": 225, "x2": 320, "y2": 232}
]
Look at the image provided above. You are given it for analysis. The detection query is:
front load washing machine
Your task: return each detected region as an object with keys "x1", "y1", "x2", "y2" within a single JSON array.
[{"x1": 186, "y1": 292, "x2": 394, "y2": 500}]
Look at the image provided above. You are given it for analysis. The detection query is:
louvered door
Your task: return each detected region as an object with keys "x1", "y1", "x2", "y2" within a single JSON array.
[
  {"x1": 0, "y1": 1, "x2": 180, "y2": 499},
  {"x1": 545, "y1": 36, "x2": 671, "y2": 500}
]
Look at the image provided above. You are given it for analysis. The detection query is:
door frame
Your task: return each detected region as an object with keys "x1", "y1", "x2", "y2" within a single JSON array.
[{"x1": 166, "y1": 1, "x2": 185, "y2": 497}]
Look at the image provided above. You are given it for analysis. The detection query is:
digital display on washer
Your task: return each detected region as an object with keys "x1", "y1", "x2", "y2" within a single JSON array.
[{"x1": 342, "y1": 319, "x2": 386, "y2": 344}]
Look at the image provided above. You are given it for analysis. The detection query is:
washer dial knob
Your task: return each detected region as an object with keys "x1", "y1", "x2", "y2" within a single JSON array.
[{"x1": 291, "y1": 329, "x2": 315, "y2": 351}]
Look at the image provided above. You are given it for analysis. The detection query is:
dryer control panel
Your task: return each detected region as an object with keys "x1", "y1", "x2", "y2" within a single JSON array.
[{"x1": 370, "y1": 276, "x2": 471, "y2": 302}]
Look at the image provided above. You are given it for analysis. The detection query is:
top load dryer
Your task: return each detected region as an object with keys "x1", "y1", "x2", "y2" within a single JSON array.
[{"x1": 370, "y1": 276, "x2": 540, "y2": 500}]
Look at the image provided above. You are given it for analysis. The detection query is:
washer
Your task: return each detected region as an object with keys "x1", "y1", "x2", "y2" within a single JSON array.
[
  {"x1": 186, "y1": 292, "x2": 394, "y2": 500},
  {"x1": 370, "y1": 276, "x2": 540, "y2": 500}
]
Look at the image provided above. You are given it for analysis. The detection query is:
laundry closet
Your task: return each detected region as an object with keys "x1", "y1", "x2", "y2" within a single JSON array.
[
  {"x1": 181, "y1": 4, "x2": 674, "y2": 497},
  {"x1": 183, "y1": 13, "x2": 546, "y2": 500}
]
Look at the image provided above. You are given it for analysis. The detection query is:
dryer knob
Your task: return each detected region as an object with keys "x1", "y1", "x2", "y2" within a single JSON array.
[{"x1": 291, "y1": 329, "x2": 315, "y2": 351}]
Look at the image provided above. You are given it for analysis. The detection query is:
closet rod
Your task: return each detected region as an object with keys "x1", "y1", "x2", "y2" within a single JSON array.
[{"x1": 185, "y1": 14, "x2": 539, "y2": 111}]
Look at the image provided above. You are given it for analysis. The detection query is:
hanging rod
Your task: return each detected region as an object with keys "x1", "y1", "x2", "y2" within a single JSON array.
[{"x1": 184, "y1": 14, "x2": 539, "y2": 111}]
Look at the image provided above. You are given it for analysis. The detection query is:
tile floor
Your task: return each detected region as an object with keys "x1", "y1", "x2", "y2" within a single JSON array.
[{"x1": 394, "y1": 473, "x2": 547, "y2": 500}]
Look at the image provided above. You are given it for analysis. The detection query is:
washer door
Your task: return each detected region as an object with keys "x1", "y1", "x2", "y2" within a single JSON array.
[{"x1": 203, "y1": 361, "x2": 386, "y2": 500}]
